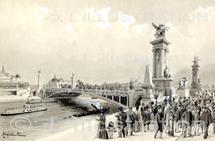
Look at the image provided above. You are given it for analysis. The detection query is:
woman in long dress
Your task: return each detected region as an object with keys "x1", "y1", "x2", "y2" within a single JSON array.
[
  {"x1": 97, "y1": 112, "x2": 108, "y2": 139},
  {"x1": 134, "y1": 107, "x2": 142, "y2": 132}
]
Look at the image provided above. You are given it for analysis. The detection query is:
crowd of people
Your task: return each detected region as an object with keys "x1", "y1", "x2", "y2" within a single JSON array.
[{"x1": 96, "y1": 94, "x2": 215, "y2": 140}]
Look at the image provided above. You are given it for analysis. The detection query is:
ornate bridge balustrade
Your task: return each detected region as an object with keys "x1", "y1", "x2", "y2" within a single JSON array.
[
  {"x1": 78, "y1": 89, "x2": 130, "y2": 108},
  {"x1": 42, "y1": 88, "x2": 130, "y2": 108}
]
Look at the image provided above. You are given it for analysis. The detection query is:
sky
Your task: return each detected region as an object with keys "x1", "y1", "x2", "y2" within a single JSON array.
[{"x1": 1, "y1": 0, "x2": 215, "y2": 85}]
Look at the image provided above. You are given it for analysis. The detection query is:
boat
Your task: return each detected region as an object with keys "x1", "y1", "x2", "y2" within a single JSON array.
[
  {"x1": 73, "y1": 108, "x2": 110, "y2": 117},
  {"x1": 1, "y1": 104, "x2": 47, "y2": 116},
  {"x1": 72, "y1": 104, "x2": 110, "y2": 117}
]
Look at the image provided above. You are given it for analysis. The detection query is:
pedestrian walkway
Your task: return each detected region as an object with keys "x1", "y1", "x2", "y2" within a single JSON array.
[{"x1": 37, "y1": 112, "x2": 215, "y2": 141}]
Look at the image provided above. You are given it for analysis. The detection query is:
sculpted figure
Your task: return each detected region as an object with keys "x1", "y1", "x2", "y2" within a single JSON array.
[{"x1": 152, "y1": 23, "x2": 169, "y2": 38}]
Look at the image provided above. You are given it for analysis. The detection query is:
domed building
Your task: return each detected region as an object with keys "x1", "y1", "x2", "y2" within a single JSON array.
[
  {"x1": 0, "y1": 65, "x2": 30, "y2": 95},
  {"x1": 0, "y1": 65, "x2": 33, "y2": 113},
  {"x1": 0, "y1": 65, "x2": 12, "y2": 82}
]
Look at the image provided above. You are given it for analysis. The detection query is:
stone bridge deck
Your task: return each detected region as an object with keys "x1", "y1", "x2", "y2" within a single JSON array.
[{"x1": 42, "y1": 88, "x2": 132, "y2": 108}]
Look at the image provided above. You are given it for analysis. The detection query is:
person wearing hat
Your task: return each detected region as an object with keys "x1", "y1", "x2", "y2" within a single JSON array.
[
  {"x1": 116, "y1": 107, "x2": 127, "y2": 137},
  {"x1": 96, "y1": 112, "x2": 108, "y2": 139},
  {"x1": 193, "y1": 107, "x2": 202, "y2": 136},
  {"x1": 181, "y1": 106, "x2": 193, "y2": 137},
  {"x1": 107, "y1": 121, "x2": 116, "y2": 139},
  {"x1": 176, "y1": 105, "x2": 185, "y2": 133},
  {"x1": 154, "y1": 106, "x2": 164, "y2": 139},
  {"x1": 126, "y1": 107, "x2": 135, "y2": 136},
  {"x1": 201, "y1": 106, "x2": 212, "y2": 139},
  {"x1": 142, "y1": 105, "x2": 151, "y2": 132}
]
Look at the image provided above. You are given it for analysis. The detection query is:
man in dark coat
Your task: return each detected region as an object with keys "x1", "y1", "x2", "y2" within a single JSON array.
[
  {"x1": 201, "y1": 106, "x2": 212, "y2": 139},
  {"x1": 182, "y1": 106, "x2": 193, "y2": 137},
  {"x1": 193, "y1": 107, "x2": 201, "y2": 136},
  {"x1": 116, "y1": 107, "x2": 127, "y2": 137},
  {"x1": 126, "y1": 107, "x2": 135, "y2": 135},
  {"x1": 154, "y1": 106, "x2": 164, "y2": 139},
  {"x1": 175, "y1": 106, "x2": 185, "y2": 133},
  {"x1": 143, "y1": 106, "x2": 151, "y2": 132},
  {"x1": 153, "y1": 104, "x2": 158, "y2": 117}
]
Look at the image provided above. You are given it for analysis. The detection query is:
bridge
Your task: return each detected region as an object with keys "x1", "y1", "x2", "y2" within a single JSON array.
[
  {"x1": 41, "y1": 65, "x2": 154, "y2": 108},
  {"x1": 80, "y1": 89, "x2": 130, "y2": 108},
  {"x1": 42, "y1": 88, "x2": 130, "y2": 108}
]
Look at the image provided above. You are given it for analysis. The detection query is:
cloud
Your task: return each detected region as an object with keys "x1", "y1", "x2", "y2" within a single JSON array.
[
  {"x1": 188, "y1": 6, "x2": 215, "y2": 22},
  {"x1": 1, "y1": 1, "x2": 215, "y2": 84},
  {"x1": 166, "y1": 6, "x2": 215, "y2": 81},
  {"x1": 0, "y1": 4, "x2": 153, "y2": 84},
  {"x1": 134, "y1": 24, "x2": 149, "y2": 34},
  {"x1": 118, "y1": 11, "x2": 136, "y2": 28}
]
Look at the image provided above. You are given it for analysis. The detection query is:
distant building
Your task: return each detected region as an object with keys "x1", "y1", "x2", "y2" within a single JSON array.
[
  {"x1": 46, "y1": 75, "x2": 72, "y2": 89},
  {"x1": 0, "y1": 65, "x2": 30, "y2": 95},
  {"x1": 0, "y1": 65, "x2": 12, "y2": 82}
]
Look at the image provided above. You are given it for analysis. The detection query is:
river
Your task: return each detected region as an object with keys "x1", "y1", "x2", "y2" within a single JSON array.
[{"x1": 0, "y1": 102, "x2": 104, "y2": 141}]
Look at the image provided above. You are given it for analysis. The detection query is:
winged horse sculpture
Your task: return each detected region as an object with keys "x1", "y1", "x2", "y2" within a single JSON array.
[{"x1": 152, "y1": 22, "x2": 169, "y2": 38}]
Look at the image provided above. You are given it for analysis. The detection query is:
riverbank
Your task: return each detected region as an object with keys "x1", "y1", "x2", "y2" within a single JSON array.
[{"x1": 36, "y1": 112, "x2": 215, "y2": 141}]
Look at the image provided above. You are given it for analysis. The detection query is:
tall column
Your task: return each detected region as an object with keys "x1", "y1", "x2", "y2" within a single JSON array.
[
  {"x1": 150, "y1": 37, "x2": 172, "y2": 96},
  {"x1": 192, "y1": 65, "x2": 199, "y2": 85},
  {"x1": 151, "y1": 39, "x2": 170, "y2": 79}
]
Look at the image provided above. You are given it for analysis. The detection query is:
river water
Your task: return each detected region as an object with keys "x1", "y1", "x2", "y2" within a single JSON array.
[{"x1": 0, "y1": 102, "x2": 102, "y2": 141}]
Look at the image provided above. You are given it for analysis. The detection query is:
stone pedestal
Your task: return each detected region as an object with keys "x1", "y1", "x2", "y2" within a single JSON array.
[
  {"x1": 150, "y1": 37, "x2": 173, "y2": 96},
  {"x1": 140, "y1": 88, "x2": 153, "y2": 104},
  {"x1": 150, "y1": 37, "x2": 170, "y2": 78},
  {"x1": 152, "y1": 78, "x2": 173, "y2": 96},
  {"x1": 128, "y1": 89, "x2": 153, "y2": 107}
]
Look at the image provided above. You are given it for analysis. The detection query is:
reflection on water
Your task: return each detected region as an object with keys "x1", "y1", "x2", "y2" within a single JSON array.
[{"x1": 0, "y1": 103, "x2": 98, "y2": 141}]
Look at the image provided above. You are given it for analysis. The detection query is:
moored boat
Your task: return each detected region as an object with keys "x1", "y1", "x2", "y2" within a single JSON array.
[
  {"x1": 73, "y1": 104, "x2": 110, "y2": 117},
  {"x1": 73, "y1": 107, "x2": 110, "y2": 117},
  {"x1": 1, "y1": 104, "x2": 47, "y2": 116}
]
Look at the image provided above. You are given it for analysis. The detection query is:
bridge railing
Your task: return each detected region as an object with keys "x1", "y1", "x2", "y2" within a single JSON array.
[
  {"x1": 43, "y1": 88, "x2": 130, "y2": 107},
  {"x1": 78, "y1": 89, "x2": 130, "y2": 107},
  {"x1": 78, "y1": 89, "x2": 129, "y2": 96},
  {"x1": 44, "y1": 88, "x2": 129, "y2": 96}
]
